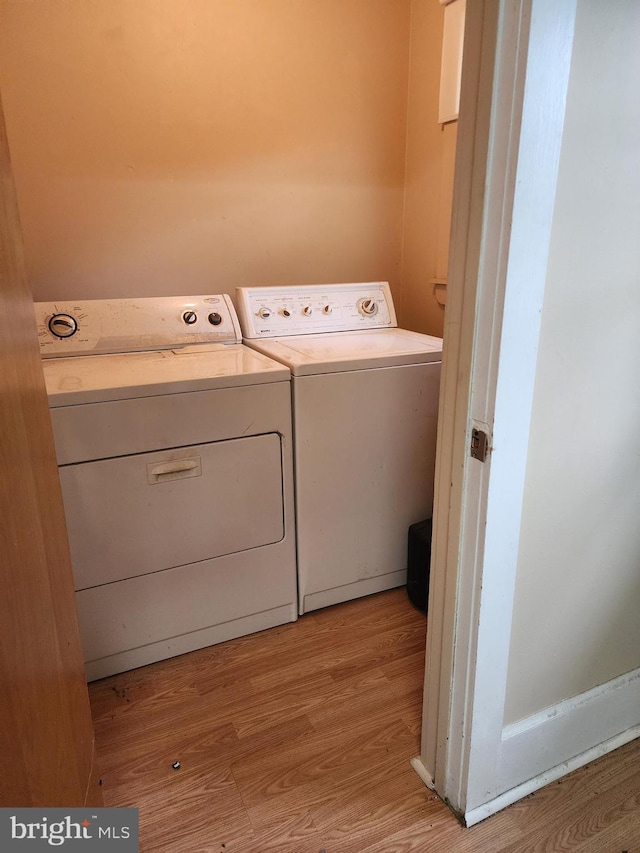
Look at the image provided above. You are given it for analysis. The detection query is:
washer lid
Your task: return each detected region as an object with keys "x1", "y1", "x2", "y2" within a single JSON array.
[
  {"x1": 43, "y1": 343, "x2": 290, "y2": 406},
  {"x1": 245, "y1": 328, "x2": 443, "y2": 376}
]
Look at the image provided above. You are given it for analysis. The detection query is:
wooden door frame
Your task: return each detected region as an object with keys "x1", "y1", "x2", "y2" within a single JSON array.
[
  {"x1": 0, "y1": 90, "x2": 101, "y2": 808},
  {"x1": 415, "y1": 0, "x2": 579, "y2": 824}
]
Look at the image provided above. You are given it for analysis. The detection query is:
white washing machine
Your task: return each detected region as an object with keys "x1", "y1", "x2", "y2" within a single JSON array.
[
  {"x1": 34, "y1": 295, "x2": 297, "y2": 680},
  {"x1": 235, "y1": 282, "x2": 442, "y2": 614}
]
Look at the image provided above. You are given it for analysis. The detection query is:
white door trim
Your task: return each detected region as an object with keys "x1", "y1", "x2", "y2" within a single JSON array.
[
  {"x1": 419, "y1": 0, "x2": 579, "y2": 822},
  {"x1": 419, "y1": 0, "x2": 502, "y2": 796}
]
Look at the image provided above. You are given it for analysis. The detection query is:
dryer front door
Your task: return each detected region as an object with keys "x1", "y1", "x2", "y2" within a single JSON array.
[{"x1": 59, "y1": 433, "x2": 284, "y2": 590}]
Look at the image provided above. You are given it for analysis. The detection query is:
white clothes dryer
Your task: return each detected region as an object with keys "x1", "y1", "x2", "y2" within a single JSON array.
[
  {"x1": 34, "y1": 295, "x2": 297, "y2": 680},
  {"x1": 235, "y1": 282, "x2": 442, "y2": 615}
]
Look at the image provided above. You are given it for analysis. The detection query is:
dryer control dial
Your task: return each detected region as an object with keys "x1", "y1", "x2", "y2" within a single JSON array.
[
  {"x1": 48, "y1": 313, "x2": 79, "y2": 338},
  {"x1": 258, "y1": 307, "x2": 272, "y2": 319},
  {"x1": 358, "y1": 297, "x2": 378, "y2": 317},
  {"x1": 182, "y1": 310, "x2": 198, "y2": 325},
  {"x1": 302, "y1": 306, "x2": 313, "y2": 316}
]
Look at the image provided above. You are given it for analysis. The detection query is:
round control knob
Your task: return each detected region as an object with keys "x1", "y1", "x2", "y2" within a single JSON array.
[
  {"x1": 208, "y1": 312, "x2": 223, "y2": 326},
  {"x1": 183, "y1": 311, "x2": 198, "y2": 325},
  {"x1": 281, "y1": 308, "x2": 291, "y2": 317},
  {"x1": 358, "y1": 298, "x2": 378, "y2": 316},
  {"x1": 48, "y1": 313, "x2": 78, "y2": 339},
  {"x1": 258, "y1": 307, "x2": 272, "y2": 320},
  {"x1": 323, "y1": 304, "x2": 332, "y2": 315},
  {"x1": 302, "y1": 306, "x2": 313, "y2": 316}
]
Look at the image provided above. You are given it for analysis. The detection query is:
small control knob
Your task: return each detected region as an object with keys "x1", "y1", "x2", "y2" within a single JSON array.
[
  {"x1": 183, "y1": 311, "x2": 198, "y2": 325},
  {"x1": 323, "y1": 304, "x2": 332, "y2": 315},
  {"x1": 48, "y1": 313, "x2": 78, "y2": 339},
  {"x1": 281, "y1": 308, "x2": 291, "y2": 317},
  {"x1": 302, "y1": 306, "x2": 313, "y2": 316},
  {"x1": 358, "y1": 298, "x2": 378, "y2": 316},
  {"x1": 258, "y1": 307, "x2": 272, "y2": 320},
  {"x1": 208, "y1": 312, "x2": 223, "y2": 326}
]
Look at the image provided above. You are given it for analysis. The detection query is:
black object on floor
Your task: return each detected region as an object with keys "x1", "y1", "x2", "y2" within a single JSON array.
[{"x1": 406, "y1": 518, "x2": 432, "y2": 613}]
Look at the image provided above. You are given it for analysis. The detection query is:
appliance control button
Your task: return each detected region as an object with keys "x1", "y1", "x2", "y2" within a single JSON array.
[
  {"x1": 207, "y1": 312, "x2": 223, "y2": 326},
  {"x1": 48, "y1": 313, "x2": 78, "y2": 338},
  {"x1": 323, "y1": 304, "x2": 332, "y2": 315},
  {"x1": 258, "y1": 307, "x2": 272, "y2": 319},
  {"x1": 302, "y1": 306, "x2": 313, "y2": 316},
  {"x1": 358, "y1": 298, "x2": 378, "y2": 316},
  {"x1": 281, "y1": 308, "x2": 291, "y2": 317},
  {"x1": 183, "y1": 311, "x2": 198, "y2": 325}
]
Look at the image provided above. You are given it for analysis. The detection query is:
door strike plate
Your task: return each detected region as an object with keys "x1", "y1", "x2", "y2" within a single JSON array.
[{"x1": 470, "y1": 428, "x2": 489, "y2": 462}]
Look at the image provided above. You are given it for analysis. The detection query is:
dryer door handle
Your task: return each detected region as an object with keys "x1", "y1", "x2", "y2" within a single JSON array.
[{"x1": 147, "y1": 457, "x2": 202, "y2": 484}]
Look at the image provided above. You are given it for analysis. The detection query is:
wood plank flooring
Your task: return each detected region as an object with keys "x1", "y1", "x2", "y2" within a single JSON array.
[{"x1": 90, "y1": 589, "x2": 640, "y2": 852}]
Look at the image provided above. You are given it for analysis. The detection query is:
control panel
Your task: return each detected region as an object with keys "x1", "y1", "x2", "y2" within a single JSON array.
[
  {"x1": 34, "y1": 295, "x2": 242, "y2": 357},
  {"x1": 235, "y1": 282, "x2": 397, "y2": 338}
]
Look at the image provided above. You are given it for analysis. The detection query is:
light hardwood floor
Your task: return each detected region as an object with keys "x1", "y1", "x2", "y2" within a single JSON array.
[{"x1": 90, "y1": 589, "x2": 640, "y2": 852}]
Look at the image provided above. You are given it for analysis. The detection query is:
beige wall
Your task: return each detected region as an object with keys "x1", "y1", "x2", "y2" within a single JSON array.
[
  {"x1": 0, "y1": 0, "x2": 436, "y2": 307},
  {"x1": 505, "y1": 0, "x2": 640, "y2": 724},
  {"x1": 400, "y1": 0, "x2": 455, "y2": 336},
  {"x1": 0, "y1": 0, "x2": 450, "y2": 330}
]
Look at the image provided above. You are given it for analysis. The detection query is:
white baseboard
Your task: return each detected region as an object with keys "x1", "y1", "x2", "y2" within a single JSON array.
[
  {"x1": 410, "y1": 756, "x2": 436, "y2": 790},
  {"x1": 462, "y1": 667, "x2": 640, "y2": 825},
  {"x1": 498, "y1": 666, "x2": 640, "y2": 793},
  {"x1": 465, "y1": 722, "x2": 640, "y2": 827}
]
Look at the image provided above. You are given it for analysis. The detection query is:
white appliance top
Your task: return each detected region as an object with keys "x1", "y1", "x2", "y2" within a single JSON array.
[
  {"x1": 34, "y1": 295, "x2": 290, "y2": 406},
  {"x1": 245, "y1": 328, "x2": 442, "y2": 376},
  {"x1": 235, "y1": 283, "x2": 442, "y2": 375},
  {"x1": 41, "y1": 345, "x2": 290, "y2": 406},
  {"x1": 236, "y1": 282, "x2": 397, "y2": 338}
]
